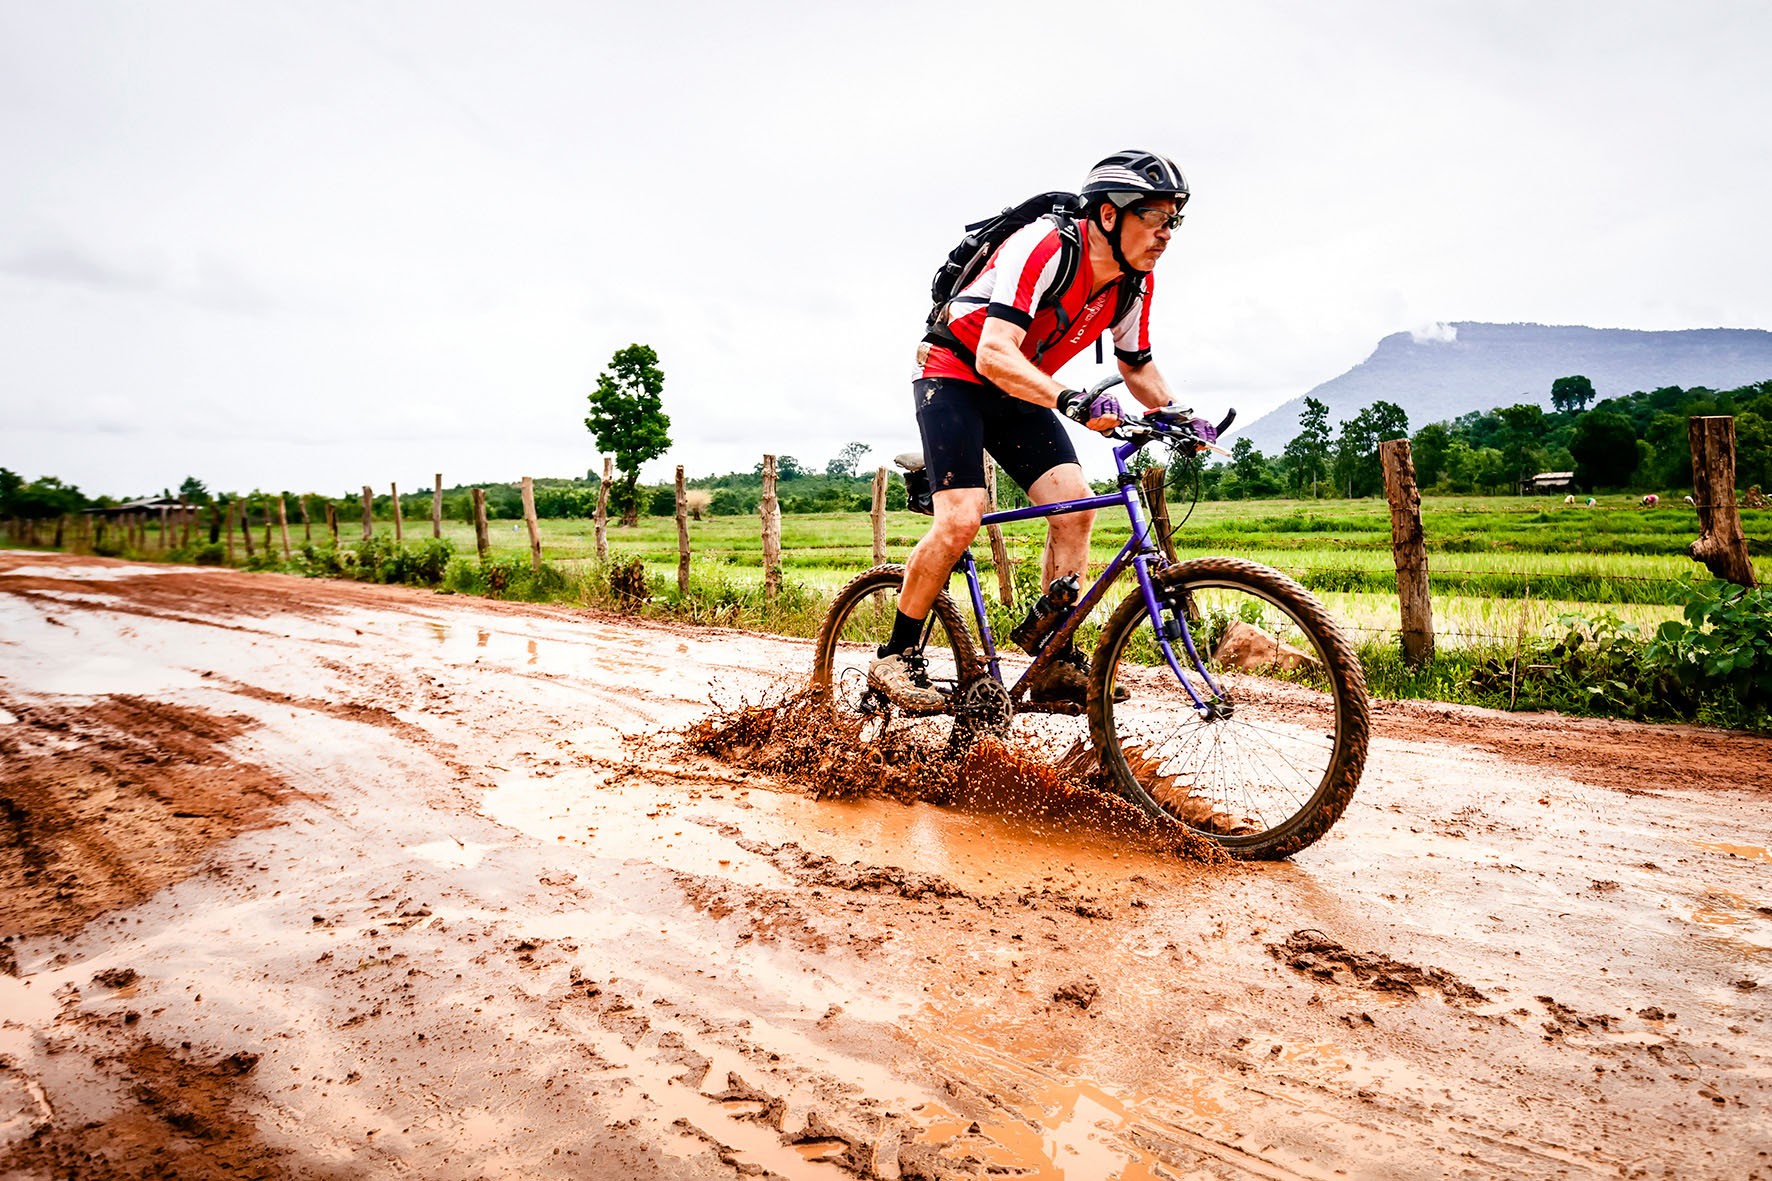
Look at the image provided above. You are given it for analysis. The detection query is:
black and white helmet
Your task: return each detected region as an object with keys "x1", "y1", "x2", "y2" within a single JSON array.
[{"x1": 1080, "y1": 149, "x2": 1190, "y2": 212}]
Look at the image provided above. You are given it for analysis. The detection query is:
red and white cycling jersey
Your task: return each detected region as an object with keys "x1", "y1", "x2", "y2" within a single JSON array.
[{"x1": 920, "y1": 215, "x2": 1153, "y2": 384}]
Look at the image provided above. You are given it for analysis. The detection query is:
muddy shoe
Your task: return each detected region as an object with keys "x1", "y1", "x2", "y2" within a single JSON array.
[
  {"x1": 867, "y1": 653, "x2": 948, "y2": 715},
  {"x1": 1027, "y1": 648, "x2": 1128, "y2": 705}
]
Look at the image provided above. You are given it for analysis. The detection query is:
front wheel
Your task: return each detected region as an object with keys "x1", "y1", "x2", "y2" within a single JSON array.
[
  {"x1": 811, "y1": 565, "x2": 984, "y2": 732},
  {"x1": 1087, "y1": 557, "x2": 1369, "y2": 860}
]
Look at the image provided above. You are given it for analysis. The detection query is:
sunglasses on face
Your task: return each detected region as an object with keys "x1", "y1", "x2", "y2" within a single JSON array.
[{"x1": 1126, "y1": 205, "x2": 1186, "y2": 231}]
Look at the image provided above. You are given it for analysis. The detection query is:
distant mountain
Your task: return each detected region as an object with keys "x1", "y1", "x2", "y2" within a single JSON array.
[{"x1": 1235, "y1": 323, "x2": 1772, "y2": 456}]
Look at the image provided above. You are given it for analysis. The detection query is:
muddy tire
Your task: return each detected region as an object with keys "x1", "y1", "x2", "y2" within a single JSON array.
[
  {"x1": 1087, "y1": 557, "x2": 1369, "y2": 860},
  {"x1": 811, "y1": 565, "x2": 983, "y2": 723}
]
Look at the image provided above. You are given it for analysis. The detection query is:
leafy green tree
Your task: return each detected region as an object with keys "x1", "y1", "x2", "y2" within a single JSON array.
[
  {"x1": 585, "y1": 344, "x2": 672, "y2": 526},
  {"x1": 4, "y1": 474, "x2": 85, "y2": 519},
  {"x1": 1551, "y1": 375, "x2": 1596, "y2": 414},
  {"x1": 1568, "y1": 411, "x2": 1640, "y2": 488},
  {"x1": 1281, "y1": 396, "x2": 1331, "y2": 497},
  {"x1": 755, "y1": 455, "x2": 804, "y2": 480},
  {"x1": 825, "y1": 442, "x2": 871, "y2": 479},
  {"x1": 1496, "y1": 403, "x2": 1547, "y2": 491},
  {"x1": 1410, "y1": 422, "x2": 1452, "y2": 488},
  {"x1": 1225, "y1": 438, "x2": 1282, "y2": 499},
  {"x1": 1332, "y1": 400, "x2": 1408, "y2": 498},
  {"x1": 178, "y1": 476, "x2": 211, "y2": 505},
  {"x1": 1736, "y1": 411, "x2": 1771, "y2": 491},
  {"x1": 1642, "y1": 411, "x2": 1692, "y2": 489}
]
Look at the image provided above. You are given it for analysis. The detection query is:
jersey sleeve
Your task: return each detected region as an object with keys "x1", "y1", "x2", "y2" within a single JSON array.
[
  {"x1": 981, "y1": 220, "x2": 1068, "y2": 330},
  {"x1": 1110, "y1": 273, "x2": 1153, "y2": 367}
]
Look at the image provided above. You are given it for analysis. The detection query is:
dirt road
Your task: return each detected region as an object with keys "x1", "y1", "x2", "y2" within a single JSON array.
[{"x1": 2, "y1": 551, "x2": 1768, "y2": 1180}]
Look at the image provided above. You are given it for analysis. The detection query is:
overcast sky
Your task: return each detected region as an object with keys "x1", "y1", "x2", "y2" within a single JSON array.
[{"x1": 4, "y1": 0, "x2": 1769, "y2": 497}]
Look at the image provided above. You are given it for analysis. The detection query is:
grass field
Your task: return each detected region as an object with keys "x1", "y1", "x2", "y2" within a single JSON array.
[
  {"x1": 25, "y1": 490, "x2": 1768, "y2": 725},
  {"x1": 427, "y1": 494, "x2": 1769, "y2": 651}
]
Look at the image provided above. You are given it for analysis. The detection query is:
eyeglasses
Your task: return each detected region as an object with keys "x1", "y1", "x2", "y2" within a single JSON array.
[{"x1": 1126, "y1": 205, "x2": 1186, "y2": 231}]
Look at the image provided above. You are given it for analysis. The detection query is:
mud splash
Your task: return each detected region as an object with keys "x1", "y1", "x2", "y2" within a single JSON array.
[{"x1": 684, "y1": 692, "x2": 1229, "y2": 864}]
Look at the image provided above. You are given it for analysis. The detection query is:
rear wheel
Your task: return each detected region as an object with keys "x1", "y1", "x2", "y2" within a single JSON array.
[
  {"x1": 1087, "y1": 557, "x2": 1369, "y2": 860},
  {"x1": 811, "y1": 565, "x2": 983, "y2": 735}
]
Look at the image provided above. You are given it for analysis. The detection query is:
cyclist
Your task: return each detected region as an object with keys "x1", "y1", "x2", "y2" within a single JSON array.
[{"x1": 872, "y1": 149, "x2": 1197, "y2": 712}]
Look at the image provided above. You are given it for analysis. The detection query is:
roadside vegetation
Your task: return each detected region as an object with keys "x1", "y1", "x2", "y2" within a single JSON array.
[{"x1": 6, "y1": 376, "x2": 1770, "y2": 732}]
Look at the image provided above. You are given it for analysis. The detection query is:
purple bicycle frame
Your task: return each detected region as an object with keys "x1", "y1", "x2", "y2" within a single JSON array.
[{"x1": 956, "y1": 434, "x2": 1225, "y2": 712}]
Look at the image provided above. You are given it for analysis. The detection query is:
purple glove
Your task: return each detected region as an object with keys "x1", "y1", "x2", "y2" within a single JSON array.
[
  {"x1": 1187, "y1": 416, "x2": 1219, "y2": 446},
  {"x1": 1057, "y1": 388, "x2": 1124, "y2": 429}
]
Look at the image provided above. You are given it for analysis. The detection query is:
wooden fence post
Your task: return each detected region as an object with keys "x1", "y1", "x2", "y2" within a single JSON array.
[
  {"x1": 391, "y1": 483, "x2": 403, "y2": 544},
  {"x1": 361, "y1": 486, "x2": 374, "y2": 541},
  {"x1": 983, "y1": 459, "x2": 1014, "y2": 607},
  {"x1": 239, "y1": 499, "x2": 257, "y2": 559},
  {"x1": 472, "y1": 488, "x2": 490, "y2": 561},
  {"x1": 870, "y1": 466, "x2": 888, "y2": 566},
  {"x1": 325, "y1": 502, "x2": 338, "y2": 548},
  {"x1": 298, "y1": 496, "x2": 312, "y2": 544},
  {"x1": 675, "y1": 465, "x2": 691, "y2": 594},
  {"x1": 158, "y1": 505, "x2": 169, "y2": 551},
  {"x1": 1380, "y1": 438, "x2": 1434, "y2": 666},
  {"x1": 520, "y1": 476, "x2": 543, "y2": 573},
  {"x1": 1688, "y1": 416, "x2": 1758, "y2": 588},
  {"x1": 225, "y1": 503, "x2": 236, "y2": 563},
  {"x1": 761, "y1": 455, "x2": 781, "y2": 602},
  {"x1": 432, "y1": 474, "x2": 443, "y2": 540},
  {"x1": 276, "y1": 496, "x2": 292, "y2": 560},
  {"x1": 261, "y1": 502, "x2": 272, "y2": 555},
  {"x1": 594, "y1": 456, "x2": 611, "y2": 564}
]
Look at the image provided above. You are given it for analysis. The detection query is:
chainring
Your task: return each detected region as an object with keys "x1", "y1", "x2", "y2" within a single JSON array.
[{"x1": 948, "y1": 676, "x2": 1013, "y2": 751}]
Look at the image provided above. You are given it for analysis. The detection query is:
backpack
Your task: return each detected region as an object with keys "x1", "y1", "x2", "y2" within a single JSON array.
[{"x1": 923, "y1": 191, "x2": 1142, "y2": 368}]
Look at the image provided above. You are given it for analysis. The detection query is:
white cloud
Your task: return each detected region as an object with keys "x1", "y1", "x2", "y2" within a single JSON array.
[{"x1": 1410, "y1": 323, "x2": 1459, "y2": 344}]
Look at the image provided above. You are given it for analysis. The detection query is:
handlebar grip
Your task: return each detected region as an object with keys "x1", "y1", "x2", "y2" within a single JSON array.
[{"x1": 1216, "y1": 408, "x2": 1237, "y2": 436}]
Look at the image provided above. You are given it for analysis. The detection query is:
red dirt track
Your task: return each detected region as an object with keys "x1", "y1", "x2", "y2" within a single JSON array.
[{"x1": 1, "y1": 551, "x2": 1769, "y2": 1179}]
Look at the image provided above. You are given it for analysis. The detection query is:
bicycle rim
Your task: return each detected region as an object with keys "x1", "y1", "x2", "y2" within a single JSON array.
[{"x1": 1090, "y1": 558, "x2": 1367, "y2": 859}]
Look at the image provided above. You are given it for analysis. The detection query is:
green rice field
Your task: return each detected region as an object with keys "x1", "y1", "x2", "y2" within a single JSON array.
[{"x1": 427, "y1": 494, "x2": 1768, "y2": 651}]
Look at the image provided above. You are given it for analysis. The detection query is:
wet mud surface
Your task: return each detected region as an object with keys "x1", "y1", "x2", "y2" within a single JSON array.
[{"x1": 2, "y1": 550, "x2": 1771, "y2": 1179}]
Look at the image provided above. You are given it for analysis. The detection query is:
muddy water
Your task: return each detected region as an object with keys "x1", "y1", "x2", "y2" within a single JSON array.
[{"x1": 2, "y1": 554, "x2": 1770, "y2": 1179}]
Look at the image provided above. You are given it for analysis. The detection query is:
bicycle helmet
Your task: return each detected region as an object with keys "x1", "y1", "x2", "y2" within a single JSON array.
[{"x1": 1080, "y1": 149, "x2": 1189, "y2": 272}]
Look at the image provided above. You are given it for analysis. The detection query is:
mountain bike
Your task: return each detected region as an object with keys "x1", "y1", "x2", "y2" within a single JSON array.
[{"x1": 810, "y1": 377, "x2": 1370, "y2": 860}]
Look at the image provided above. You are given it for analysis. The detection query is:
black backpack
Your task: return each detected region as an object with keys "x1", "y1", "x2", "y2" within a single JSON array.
[{"x1": 923, "y1": 191, "x2": 1139, "y2": 367}]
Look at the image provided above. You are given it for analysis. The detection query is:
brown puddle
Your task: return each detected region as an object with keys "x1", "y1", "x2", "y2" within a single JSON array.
[
  {"x1": 682, "y1": 691, "x2": 1229, "y2": 865},
  {"x1": 906, "y1": 982, "x2": 1237, "y2": 1180},
  {"x1": 1694, "y1": 840, "x2": 1772, "y2": 864}
]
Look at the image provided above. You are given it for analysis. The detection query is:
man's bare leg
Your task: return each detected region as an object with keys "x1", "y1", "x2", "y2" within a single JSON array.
[
  {"x1": 1027, "y1": 463, "x2": 1095, "y2": 593},
  {"x1": 898, "y1": 487, "x2": 989, "y2": 620}
]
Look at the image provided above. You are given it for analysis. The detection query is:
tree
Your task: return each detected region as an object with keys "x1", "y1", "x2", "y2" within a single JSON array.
[
  {"x1": 1332, "y1": 400, "x2": 1408, "y2": 498},
  {"x1": 825, "y1": 442, "x2": 871, "y2": 479},
  {"x1": 178, "y1": 476, "x2": 211, "y2": 505},
  {"x1": 755, "y1": 455, "x2": 804, "y2": 480},
  {"x1": 1281, "y1": 397, "x2": 1331, "y2": 497},
  {"x1": 1568, "y1": 411, "x2": 1639, "y2": 488},
  {"x1": 585, "y1": 344, "x2": 672, "y2": 526},
  {"x1": 1551, "y1": 375, "x2": 1596, "y2": 414},
  {"x1": 1410, "y1": 423, "x2": 1452, "y2": 488},
  {"x1": 1495, "y1": 402, "x2": 1547, "y2": 491}
]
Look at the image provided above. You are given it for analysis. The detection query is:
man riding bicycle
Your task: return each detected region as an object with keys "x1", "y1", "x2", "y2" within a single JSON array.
[{"x1": 872, "y1": 149, "x2": 1200, "y2": 712}]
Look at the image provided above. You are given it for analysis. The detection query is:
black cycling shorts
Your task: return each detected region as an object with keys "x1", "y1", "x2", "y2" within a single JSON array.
[{"x1": 911, "y1": 376, "x2": 1078, "y2": 497}]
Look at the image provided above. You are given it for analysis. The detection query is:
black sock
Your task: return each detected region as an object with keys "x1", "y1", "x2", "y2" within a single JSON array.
[{"x1": 878, "y1": 609, "x2": 926, "y2": 658}]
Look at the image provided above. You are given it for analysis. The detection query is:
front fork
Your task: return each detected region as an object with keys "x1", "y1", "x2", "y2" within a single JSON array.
[{"x1": 1134, "y1": 555, "x2": 1231, "y2": 719}]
